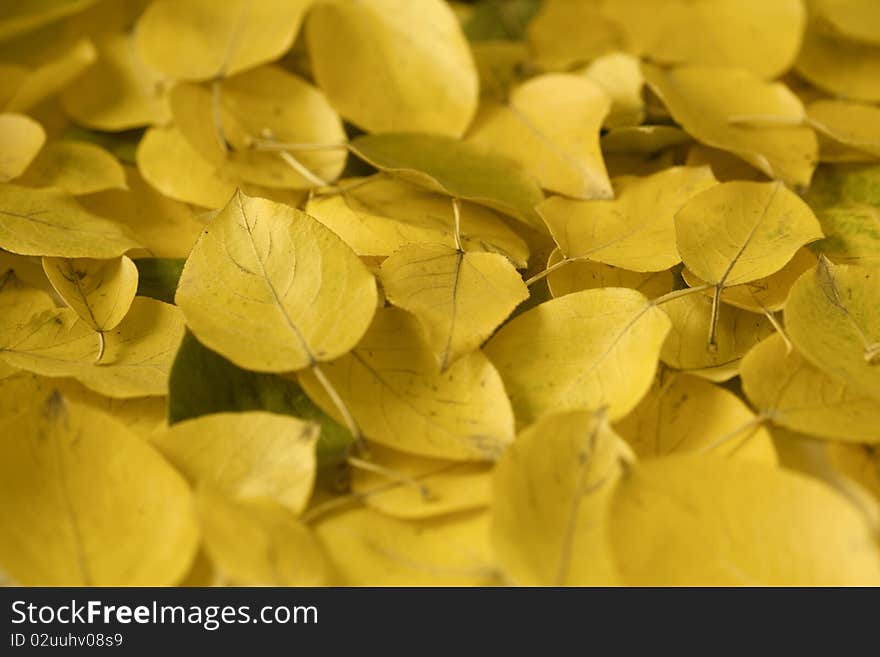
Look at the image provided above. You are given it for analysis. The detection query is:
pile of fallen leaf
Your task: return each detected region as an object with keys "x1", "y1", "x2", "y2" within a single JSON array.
[{"x1": 1, "y1": 0, "x2": 879, "y2": 586}]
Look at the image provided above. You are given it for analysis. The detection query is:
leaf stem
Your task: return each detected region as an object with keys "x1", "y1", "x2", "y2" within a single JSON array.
[
  {"x1": 252, "y1": 139, "x2": 350, "y2": 153},
  {"x1": 706, "y1": 284, "x2": 722, "y2": 352},
  {"x1": 525, "y1": 256, "x2": 575, "y2": 287},
  {"x1": 278, "y1": 150, "x2": 331, "y2": 187},
  {"x1": 310, "y1": 363, "x2": 364, "y2": 451},
  {"x1": 94, "y1": 331, "x2": 105, "y2": 364},
  {"x1": 347, "y1": 456, "x2": 433, "y2": 500},
  {"x1": 699, "y1": 414, "x2": 768, "y2": 454},
  {"x1": 649, "y1": 283, "x2": 713, "y2": 306},
  {"x1": 451, "y1": 197, "x2": 463, "y2": 252},
  {"x1": 211, "y1": 78, "x2": 229, "y2": 155}
]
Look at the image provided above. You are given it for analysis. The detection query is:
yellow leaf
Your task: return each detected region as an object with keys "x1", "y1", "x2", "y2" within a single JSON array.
[
  {"x1": 643, "y1": 64, "x2": 818, "y2": 188},
  {"x1": 796, "y1": 20, "x2": 880, "y2": 101},
  {"x1": 0, "y1": 372, "x2": 167, "y2": 440},
  {"x1": 467, "y1": 74, "x2": 612, "y2": 199},
  {"x1": 545, "y1": 248, "x2": 673, "y2": 299},
  {"x1": 198, "y1": 488, "x2": 327, "y2": 586},
  {"x1": 742, "y1": 334, "x2": 880, "y2": 443},
  {"x1": 581, "y1": 52, "x2": 644, "y2": 128},
  {"x1": 380, "y1": 243, "x2": 528, "y2": 370},
  {"x1": 43, "y1": 255, "x2": 138, "y2": 332},
  {"x1": 2, "y1": 38, "x2": 96, "y2": 113},
  {"x1": 306, "y1": 177, "x2": 529, "y2": 266},
  {"x1": 350, "y1": 133, "x2": 545, "y2": 228},
  {"x1": 135, "y1": 0, "x2": 310, "y2": 81},
  {"x1": 615, "y1": 371, "x2": 777, "y2": 464},
  {"x1": 609, "y1": 454, "x2": 880, "y2": 585},
  {"x1": 601, "y1": 0, "x2": 805, "y2": 78},
  {"x1": 79, "y1": 166, "x2": 207, "y2": 258},
  {"x1": 0, "y1": 391, "x2": 197, "y2": 585},
  {"x1": 484, "y1": 288, "x2": 671, "y2": 426},
  {"x1": 351, "y1": 443, "x2": 492, "y2": 520},
  {"x1": 170, "y1": 65, "x2": 346, "y2": 189},
  {"x1": 60, "y1": 30, "x2": 170, "y2": 130},
  {"x1": 807, "y1": 99, "x2": 880, "y2": 159},
  {"x1": 681, "y1": 248, "x2": 818, "y2": 313},
  {"x1": 827, "y1": 442, "x2": 880, "y2": 505},
  {"x1": 0, "y1": 297, "x2": 184, "y2": 398},
  {"x1": 659, "y1": 293, "x2": 774, "y2": 371},
  {"x1": 675, "y1": 181, "x2": 823, "y2": 287},
  {"x1": 154, "y1": 412, "x2": 318, "y2": 515},
  {"x1": 813, "y1": 203, "x2": 880, "y2": 267},
  {"x1": 492, "y1": 409, "x2": 629, "y2": 585},
  {"x1": 307, "y1": 0, "x2": 477, "y2": 137},
  {"x1": 18, "y1": 140, "x2": 126, "y2": 195},
  {"x1": 314, "y1": 507, "x2": 498, "y2": 586},
  {"x1": 812, "y1": 0, "x2": 880, "y2": 45},
  {"x1": 0, "y1": 269, "x2": 56, "y2": 335},
  {"x1": 525, "y1": 0, "x2": 623, "y2": 71},
  {"x1": 772, "y1": 428, "x2": 880, "y2": 531},
  {"x1": 136, "y1": 126, "x2": 237, "y2": 208},
  {"x1": 0, "y1": 184, "x2": 140, "y2": 258},
  {"x1": 299, "y1": 307, "x2": 514, "y2": 461},
  {"x1": 0, "y1": 113, "x2": 45, "y2": 182},
  {"x1": 0, "y1": 0, "x2": 98, "y2": 41},
  {"x1": 785, "y1": 258, "x2": 880, "y2": 399},
  {"x1": 176, "y1": 189, "x2": 377, "y2": 372},
  {"x1": 539, "y1": 166, "x2": 717, "y2": 272}
]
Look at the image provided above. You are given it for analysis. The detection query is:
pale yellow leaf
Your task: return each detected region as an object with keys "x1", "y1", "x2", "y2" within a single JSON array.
[
  {"x1": 643, "y1": 64, "x2": 817, "y2": 188},
  {"x1": 18, "y1": 140, "x2": 126, "y2": 195},
  {"x1": 742, "y1": 334, "x2": 880, "y2": 443},
  {"x1": 299, "y1": 307, "x2": 514, "y2": 461},
  {"x1": 492, "y1": 409, "x2": 629, "y2": 585},
  {"x1": 306, "y1": 177, "x2": 529, "y2": 266},
  {"x1": 0, "y1": 184, "x2": 140, "y2": 258},
  {"x1": 307, "y1": 0, "x2": 477, "y2": 137},
  {"x1": 467, "y1": 74, "x2": 612, "y2": 199},
  {"x1": 545, "y1": 248, "x2": 673, "y2": 300},
  {"x1": 351, "y1": 443, "x2": 491, "y2": 520},
  {"x1": 136, "y1": 126, "x2": 237, "y2": 208},
  {"x1": 796, "y1": 21, "x2": 880, "y2": 101},
  {"x1": 681, "y1": 248, "x2": 818, "y2": 313},
  {"x1": 314, "y1": 508, "x2": 498, "y2": 586},
  {"x1": 581, "y1": 52, "x2": 644, "y2": 128},
  {"x1": 785, "y1": 258, "x2": 880, "y2": 399},
  {"x1": 0, "y1": 297, "x2": 184, "y2": 398},
  {"x1": 43, "y1": 255, "x2": 138, "y2": 331},
  {"x1": 60, "y1": 30, "x2": 170, "y2": 130},
  {"x1": 0, "y1": 391, "x2": 197, "y2": 585},
  {"x1": 484, "y1": 287, "x2": 671, "y2": 426},
  {"x1": 176, "y1": 190, "x2": 377, "y2": 372},
  {"x1": 675, "y1": 181, "x2": 823, "y2": 287},
  {"x1": 610, "y1": 454, "x2": 880, "y2": 585},
  {"x1": 600, "y1": 0, "x2": 805, "y2": 78},
  {"x1": 154, "y1": 412, "x2": 318, "y2": 515},
  {"x1": 615, "y1": 371, "x2": 777, "y2": 464},
  {"x1": 198, "y1": 488, "x2": 328, "y2": 586},
  {"x1": 79, "y1": 166, "x2": 207, "y2": 258},
  {"x1": 659, "y1": 293, "x2": 774, "y2": 372},
  {"x1": 539, "y1": 166, "x2": 717, "y2": 272},
  {"x1": 0, "y1": 113, "x2": 45, "y2": 182},
  {"x1": 135, "y1": 0, "x2": 311, "y2": 81},
  {"x1": 380, "y1": 243, "x2": 528, "y2": 369}
]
